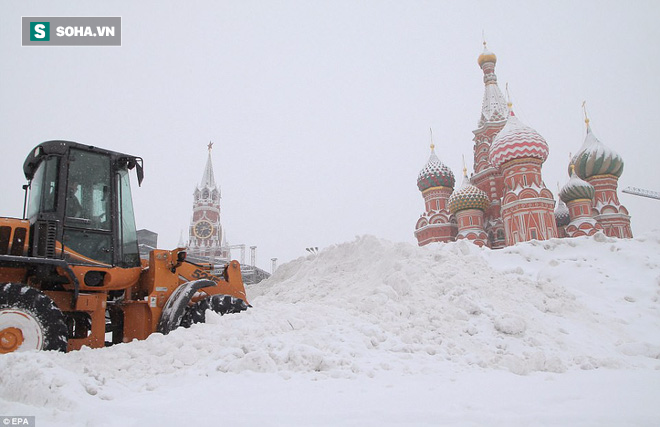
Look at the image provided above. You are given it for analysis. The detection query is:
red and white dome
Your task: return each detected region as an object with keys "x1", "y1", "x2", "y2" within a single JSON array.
[{"x1": 489, "y1": 111, "x2": 549, "y2": 168}]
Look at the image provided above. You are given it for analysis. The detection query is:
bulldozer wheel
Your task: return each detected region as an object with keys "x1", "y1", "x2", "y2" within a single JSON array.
[
  {"x1": 0, "y1": 283, "x2": 68, "y2": 353},
  {"x1": 180, "y1": 294, "x2": 248, "y2": 328}
]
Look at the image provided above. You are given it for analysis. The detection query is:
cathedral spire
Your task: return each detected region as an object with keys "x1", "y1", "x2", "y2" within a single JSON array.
[
  {"x1": 582, "y1": 100, "x2": 590, "y2": 128},
  {"x1": 477, "y1": 42, "x2": 508, "y2": 128},
  {"x1": 200, "y1": 141, "x2": 216, "y2": 189}
]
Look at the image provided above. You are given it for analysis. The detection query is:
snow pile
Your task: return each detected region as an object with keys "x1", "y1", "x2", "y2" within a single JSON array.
[
  {"x1": 248, "y1": 232, "x2": 660, "y2": 375},
  {"x1": 1, "y1": 231, "x2": 659, "y2": 424}
]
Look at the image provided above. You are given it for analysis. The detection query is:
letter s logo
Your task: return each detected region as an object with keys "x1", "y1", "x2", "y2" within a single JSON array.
[
  {"x1": 34, "y1": 24, "x2": 46, "y2": 38},
  {"x1": 29, "y1": 22, "x2": 50, "y2": 41}
]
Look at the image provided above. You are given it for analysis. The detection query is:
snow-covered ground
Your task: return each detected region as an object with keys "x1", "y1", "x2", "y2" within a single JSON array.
[{"x1": 1, "y1": 231, "x2": 660, "y2": 426}]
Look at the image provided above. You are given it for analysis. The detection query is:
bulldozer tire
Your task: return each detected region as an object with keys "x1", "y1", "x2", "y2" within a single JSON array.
[
  {"x1": 180, "y1": 295, "x2": 248, "y2": 328},
  {"x1": 0, "y1": 283, "x2": 68, "y2": 353}
]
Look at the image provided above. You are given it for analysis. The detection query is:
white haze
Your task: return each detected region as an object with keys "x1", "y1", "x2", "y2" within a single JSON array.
[{"x1": 1, "y1": 1, "x2": 659, "y2": 269}]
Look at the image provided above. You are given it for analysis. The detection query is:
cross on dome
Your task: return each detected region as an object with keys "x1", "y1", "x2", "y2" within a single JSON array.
[{"x1": 582, "y1": 101, "x2": 590, "y2": 127}]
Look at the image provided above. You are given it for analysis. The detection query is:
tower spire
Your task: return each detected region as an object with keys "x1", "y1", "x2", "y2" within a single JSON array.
[
  {"x1": 582, "y1": 101, "x2": 590, "y2": 128},
  {"x1": 505, "y1": 83, "x2": 515, "y2": 117},
  {"x1": 476, "y1": 42, "x2": 508, "y2": 127},
  {"x1": 200, "y1": 142, "x2": 216, "y2": 188},
  {"x1": 429, "y1": 128, "x2": 435, "y2": 151}
]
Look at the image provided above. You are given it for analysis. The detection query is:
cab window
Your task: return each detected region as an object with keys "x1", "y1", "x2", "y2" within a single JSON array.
[
  {"x1": 27, "y1": 156, "x2": 59, "y2": 219},
  {"x1": 63, "y1": 149, "x2": 113, "y2": 265},
  {"x1": 65, "y1": 149, "x2": 111, "y2": 231}
]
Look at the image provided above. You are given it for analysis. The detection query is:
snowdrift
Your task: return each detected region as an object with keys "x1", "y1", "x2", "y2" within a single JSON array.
[
  {"x1": 1, "y1": 231, "x2": 659, "y2": 421},
  {"x1": 250, "y1": 231, "x2": 660, "y2": 375}
]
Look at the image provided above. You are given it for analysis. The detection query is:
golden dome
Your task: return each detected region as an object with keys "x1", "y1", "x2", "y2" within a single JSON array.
[{"x1": 478, "y1": 42, "x2": 497, "y2": 67}]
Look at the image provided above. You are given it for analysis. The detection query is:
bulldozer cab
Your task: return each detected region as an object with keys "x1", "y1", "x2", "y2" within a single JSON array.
[{"x1": 23, "y1": 141, "x2": 143, "y2": 268}]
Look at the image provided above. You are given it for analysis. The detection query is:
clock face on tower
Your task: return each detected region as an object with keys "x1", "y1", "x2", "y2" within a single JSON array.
[{"x1": 193, "y1": 220, "x2": 214, "y2": 239}]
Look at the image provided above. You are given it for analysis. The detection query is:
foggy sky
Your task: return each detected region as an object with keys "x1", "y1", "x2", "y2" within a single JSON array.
[{"x1": 2, "y1": 1, "x2": 659, "y2": 270}]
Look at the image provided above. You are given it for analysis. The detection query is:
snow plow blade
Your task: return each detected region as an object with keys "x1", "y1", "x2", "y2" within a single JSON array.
[{"x1": 157, "y1": 279, "x2": 216, "y2": 335}]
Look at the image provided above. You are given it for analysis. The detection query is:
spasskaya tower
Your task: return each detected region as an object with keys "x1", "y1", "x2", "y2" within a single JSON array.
[{"x1": 187, "y1": 142, "x2": 229, "y2": 260}]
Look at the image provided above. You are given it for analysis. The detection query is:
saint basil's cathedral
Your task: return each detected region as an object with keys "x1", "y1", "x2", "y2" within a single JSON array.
[{"x1": 414, "y1": 43, "x2": 633, "y2": 248}]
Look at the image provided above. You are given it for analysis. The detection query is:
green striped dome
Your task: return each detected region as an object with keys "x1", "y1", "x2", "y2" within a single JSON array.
[
  {"x1": 560, "y1": 171, "x2": 595, "y2": 203},
  {"x1": 417, "y1": 149, "x2": 455, "y2": 191},
  {"x1": 570, "y1": 125, "x2": 624, "y2": 179}
]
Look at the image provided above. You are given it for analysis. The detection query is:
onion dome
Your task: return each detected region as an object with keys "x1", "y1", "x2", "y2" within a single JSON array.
[
  {"x1": 570, "y1": 123, "x2": 624, "y2": 179},
  {"x1": 478, "y1": 42, "x2": 497, "y2": 67},
  {"x1": 489, "y1": 109, "x2": 549, "y2": 169},
  {"x1": 560, "y1": 168, "x2": 595, "y2": 203},
  {"x1": 554, "y1": 198, "x2": 570, "y2": 227},
  {"x1": 448, "y1": 169, "x2": 490, "y2": 214},
  {"x1": 417, "y1": 146, "x2": 455, "y2": 191}
]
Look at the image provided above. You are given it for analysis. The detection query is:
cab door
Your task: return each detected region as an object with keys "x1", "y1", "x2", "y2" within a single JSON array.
[{"x1": 62, "y1": 149, "x2": 113, "y2": 265}]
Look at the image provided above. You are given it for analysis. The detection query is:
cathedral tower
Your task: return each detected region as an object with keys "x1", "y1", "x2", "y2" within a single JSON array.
[
  {"x1": 414, "y1": 134, "x2": 457, "y2": 245},
  {"x1": 471, "y1": 43, "x2": 508, "y2": 248},
  {"x1": 489, "y1": 107, "x2": 558, "y2": 244},
  {"x1": 570, "y1": 113, "x2": 632, "y2": 238},
  {"x1": 559, "y1": 166, "x2": 603, "y2": 237},
  {"x1": 448, "y1": 165, "x2": 490, "y2": 247},
  {"x1": 187, "y1": 142, "x2": 228, "y2": 260}
]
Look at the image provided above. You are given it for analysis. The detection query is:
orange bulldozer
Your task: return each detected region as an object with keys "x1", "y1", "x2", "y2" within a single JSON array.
[{"x1": 0, "y1": 141, "x2": 249, "y2": 353}]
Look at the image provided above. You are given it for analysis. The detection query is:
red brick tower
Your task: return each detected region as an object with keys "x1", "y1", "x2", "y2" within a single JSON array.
[
  {"x1": 471, "y1": 43, "x2": 508, "y2": 248},
  {"x1": 570, "y1": 114, "x2": 632, "y2": 238},
  {"x1": 489, "y1": 108, "x2": 558, "y2": 244},
  {"x1": 187, "y1": 142, "x2": 229, "y2": 259},
  {"x1": 414, "y1": 136, "x2": 457, "y2": 245}
]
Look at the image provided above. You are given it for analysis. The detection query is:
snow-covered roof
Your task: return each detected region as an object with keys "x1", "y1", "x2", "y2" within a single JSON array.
[
  {"x1": 478, "y1": 81, "x2": 509, "y2": 128},
  {"x1": 417, "y1": 147, "x2": 455, "y2": 191},
  {"x1": 560, "y1": 170, "x2": 595, "y2": 203},
  {"x1": 571, "y1": 124, "x2": 624, "y2": 179},
  {"x1": 489, "y1": 110, "x2": 549, "y2": 168},
  {"x1": 448, "y1": 171, "x2": 489, "y2": 213},
  {"x1": 199, "y1": 150, "x2": 217, "y2": 189}
]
